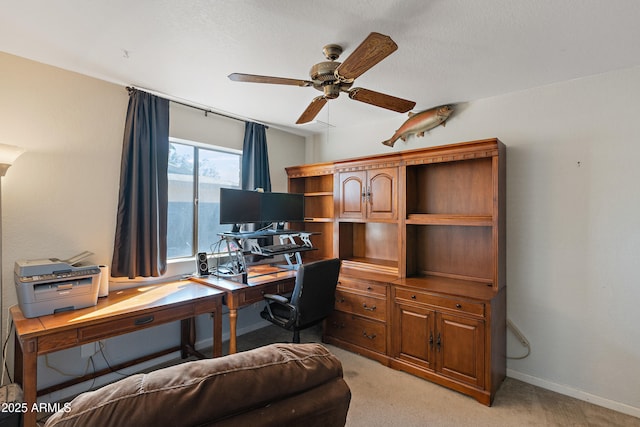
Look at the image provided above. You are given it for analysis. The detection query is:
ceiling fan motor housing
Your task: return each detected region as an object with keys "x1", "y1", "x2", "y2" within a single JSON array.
[{"x1": 309, "y1": 61, "x2": 352, "y2": 97}]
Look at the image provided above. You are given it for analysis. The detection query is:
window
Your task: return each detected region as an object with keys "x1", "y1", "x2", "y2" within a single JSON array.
[{"x1": 167, "y1": 138, "x2": 242, "y2": 259}]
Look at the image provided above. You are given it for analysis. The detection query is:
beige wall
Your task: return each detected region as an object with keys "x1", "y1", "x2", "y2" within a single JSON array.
[{"x1": 0, "y1": 52, "x2": 305, "y2": 400}]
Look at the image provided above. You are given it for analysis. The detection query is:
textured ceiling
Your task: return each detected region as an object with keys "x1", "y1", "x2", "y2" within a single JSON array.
[{"x1": 2, "y1": 0, "x2": 640, "y2": 136}]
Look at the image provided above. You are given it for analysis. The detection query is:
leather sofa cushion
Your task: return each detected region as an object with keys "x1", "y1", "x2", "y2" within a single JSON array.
[{"x1": 44, "y1": 343, "x2": 350, "y2": 427}]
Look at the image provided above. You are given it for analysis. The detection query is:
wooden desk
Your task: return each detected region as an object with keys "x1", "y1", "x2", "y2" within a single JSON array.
[
  {"x1": 192, "y1": 265, "x2": 296, "y2": 354},
  {"x1": 11, "y1": 280, "x2": 224, "y2": 427}
]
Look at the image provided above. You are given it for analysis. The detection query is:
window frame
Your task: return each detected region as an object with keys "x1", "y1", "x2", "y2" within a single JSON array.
[{"x1": 168, "y1": 136, "x2": 242, "y2": 260}]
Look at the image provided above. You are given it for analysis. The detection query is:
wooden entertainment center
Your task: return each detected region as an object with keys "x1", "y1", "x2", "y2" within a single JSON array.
[{"x1": 286, "y1": 138, "x2": 506, "y2": 405}]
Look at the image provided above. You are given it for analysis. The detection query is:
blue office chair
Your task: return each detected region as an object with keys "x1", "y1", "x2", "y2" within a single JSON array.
[{"x1": 260, "y1": 258, "x2": 341, "y2": 343}]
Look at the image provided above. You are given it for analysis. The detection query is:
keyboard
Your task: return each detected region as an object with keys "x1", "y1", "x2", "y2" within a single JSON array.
[{"x1": 260, "y1": 243, "x2": 303, "y2": 254}]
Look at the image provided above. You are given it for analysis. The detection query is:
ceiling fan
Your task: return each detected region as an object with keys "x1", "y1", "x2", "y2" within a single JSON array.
[{"x1": 228, "y1": 32, "x2": 416, "y2": 124}]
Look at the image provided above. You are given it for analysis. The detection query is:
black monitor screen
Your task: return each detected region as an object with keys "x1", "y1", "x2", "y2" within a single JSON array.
[
  {"x1": 261, "y1": 192, "x2": 305, "y2": 223},
  {"x1": 219, "y1": 188, "x2": 262, "y2": 224}
]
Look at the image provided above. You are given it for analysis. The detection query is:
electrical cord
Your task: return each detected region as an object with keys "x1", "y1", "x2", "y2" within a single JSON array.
[
  {"x1": 506, "y1": 318, "x2": 531, "y2": 360},
  {"x1": 1, "y1": 311, "x2": 13, "y2": 385}
]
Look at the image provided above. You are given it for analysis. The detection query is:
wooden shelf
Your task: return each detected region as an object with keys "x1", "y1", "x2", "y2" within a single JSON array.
[
  {"x1": 304, "y1": 191, "x2": 333, "y2": 197},
  {"x1": 406, "y1": 214, "x2": 493, "y2": 226},
  {"x1": 303, "y1": 217, "x2": 333, "y2": 223},
  {"x1": 341, "y1": 257, "x2": 398, "y2": 275}
]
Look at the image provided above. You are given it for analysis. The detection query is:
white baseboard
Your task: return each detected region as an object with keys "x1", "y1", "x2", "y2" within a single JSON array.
[{"x1": 507, "y1": 368, "x2": 640, "y2": 419}]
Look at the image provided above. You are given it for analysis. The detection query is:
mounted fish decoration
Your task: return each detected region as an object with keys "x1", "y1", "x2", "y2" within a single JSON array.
[{"x1": 382, "y1": 105, "x2": 453, "y2": 147}]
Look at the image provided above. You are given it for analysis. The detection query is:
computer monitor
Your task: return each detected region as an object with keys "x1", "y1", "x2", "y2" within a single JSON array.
[
  {"x1": 219, "y1": 188, "x2": 262, "y2": 225},
  {"x1": 261, "y1": 192, "x2": 305, "y2": 224}
]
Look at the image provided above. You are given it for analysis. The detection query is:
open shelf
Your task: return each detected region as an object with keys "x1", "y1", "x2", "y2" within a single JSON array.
[
  {"x1": 338, "y1": 222, "x2": 399, "y2": 274},
  {"x1": 406, "y1": 157, "x2": 493, "y2": 217},
  {"x1": 405, "y1": 224, "x2": 494, "y2": 283},
  {"x1": 303, "y1": 193, "x2": 334, "y2": 219}
]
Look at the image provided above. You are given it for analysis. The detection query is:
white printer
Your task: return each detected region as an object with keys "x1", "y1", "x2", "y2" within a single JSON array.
[{"x1": 15, "y1": 251, "x2": 101, "y2": 318}]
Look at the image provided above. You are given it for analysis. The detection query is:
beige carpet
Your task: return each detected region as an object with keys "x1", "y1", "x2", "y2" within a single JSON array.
[{"x1": 233, "y1": 324, "x2": 639, "y2": 427}]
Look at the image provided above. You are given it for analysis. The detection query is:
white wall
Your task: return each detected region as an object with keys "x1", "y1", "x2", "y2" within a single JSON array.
[
  {"x1": 0, "y1": 52, "x2": 305, "y2": 400},
  {"x1": 310, "y1": 66, "x2": 640, "y2": 417}
]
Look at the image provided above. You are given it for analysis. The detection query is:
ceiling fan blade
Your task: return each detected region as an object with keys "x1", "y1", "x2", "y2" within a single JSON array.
[
  {"x1": 348, "y1": 88, "x2": 416, "y2": 113},
  {"x1": 335, "y1": 32, "x2": 398, "y2": 81},
  {"x1": 296, "y1": 96, "x2": 328, "y2": 124},
  {"x1": 228, "y1": 73, "x2": 312, "y2": 87}
]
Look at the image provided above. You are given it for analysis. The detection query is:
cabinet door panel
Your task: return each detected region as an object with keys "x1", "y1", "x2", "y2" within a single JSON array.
[
  {"x1": 438, "y1": 313, "x2": 485, "y2": 388},
  {"x1": 396, "y1": 304, "x2": 435, "y2": 370},
  {"x1": 367, "y1": 167, "x2": 397, "y2": 220},
  {"x1": 339, "y1": 171, "x2": 365, "y2": 218}
]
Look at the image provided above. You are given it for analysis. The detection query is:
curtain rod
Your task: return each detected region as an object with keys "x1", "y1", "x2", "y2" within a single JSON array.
[{"x1": 126, "y1": 85, "x2": 269, "y2": 128}]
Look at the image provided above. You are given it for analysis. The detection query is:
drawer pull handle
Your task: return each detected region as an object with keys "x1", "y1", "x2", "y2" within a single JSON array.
[
  {"x1": 332, "y1": 321, "x2": 345, "y2": 329},
  {"x1": 429, "y1": 332, "x2": 434, "y2": 350},
  {"x1": 411, "y1": 295, "x2": 417, "y2": 299},
  {"x1": 337, "y1": 298, "x2": 345, "y2": 303},
  {"x1": 362, "y1": 303, "x2": 377, "y2": 311},
  {"x1": 436, "y1": 333, "x2": 441, "y2": 352},
  {"x1": 134, "y1": 315, "x2": 154, "y2": 326},
  {"x1": 456, "y1": 303, "x2": 462, "y2": 309},
  {"x1": 367, "y1": 286, "x2": 373, "y2": 291},
  {"x1": 362, "y1": 331, "x2": 376, "y2": 340}
]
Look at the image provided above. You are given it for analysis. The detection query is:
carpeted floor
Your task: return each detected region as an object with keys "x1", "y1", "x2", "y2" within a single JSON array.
[{"x1": 231, "y1": 324, "x2": 640, "y2": 427}]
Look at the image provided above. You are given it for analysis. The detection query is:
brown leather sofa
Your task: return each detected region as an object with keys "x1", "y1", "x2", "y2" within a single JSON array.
[{"x1": 44, "y1": 343, "x2": 351, "y2": 427}]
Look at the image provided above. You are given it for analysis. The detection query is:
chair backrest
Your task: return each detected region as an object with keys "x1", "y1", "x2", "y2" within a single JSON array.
[{"x1": 289, "y1": 258, "x2": 341, "y2": 327}]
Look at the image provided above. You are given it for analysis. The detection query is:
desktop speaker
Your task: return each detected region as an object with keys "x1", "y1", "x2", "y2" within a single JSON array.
[{"x1": 196, "y1": 252, "x2": 209, "y2": 276}]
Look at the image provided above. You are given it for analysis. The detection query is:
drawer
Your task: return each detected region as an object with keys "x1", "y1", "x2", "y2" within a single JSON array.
[
  {"x1": 338, "y1": 276, "x2": 387, "y2": 297},
  {"x1": 38, "y1": 329, "x2": 79, "y2": 353},
  {"x1": 335, "y1": 289, "x2": 387, "y2": 321},
  {"x1": 325, "y1": 311, "x2": 386, "y2": 353},
  {"x1": 240, "y1": 283, "x2": 281, "y2": 305},
  {"x1": 78, "y1": 305, "x2": 194, "y2": 342},
  {"x1": 395, "y1": 288, "x2": 485, "y2": 317}
]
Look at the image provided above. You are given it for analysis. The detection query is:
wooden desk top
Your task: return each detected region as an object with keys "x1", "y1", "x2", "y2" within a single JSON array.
[
  {"x1": 190, "y1": 265, "x2": 296, "y2": 292},
  {"x1": 11, "y1": 280, "x2": 224, "y2": 339}
]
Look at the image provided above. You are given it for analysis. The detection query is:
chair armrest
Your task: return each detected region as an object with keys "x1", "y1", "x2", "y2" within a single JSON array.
[
  {"x1": 263, "y1": 294, "x2": 297, "y2": 328},
  {"x1": 263, "y1": 293, "x2": 289, "y2": 304}
]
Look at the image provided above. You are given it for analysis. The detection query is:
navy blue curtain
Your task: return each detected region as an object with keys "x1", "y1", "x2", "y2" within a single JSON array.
[
  {"x1": 242, "y1": 122, "x2": 271, "y2": 192},
  {"x1": 111, "y1": 89, "x2": 170, "y2": 278}
]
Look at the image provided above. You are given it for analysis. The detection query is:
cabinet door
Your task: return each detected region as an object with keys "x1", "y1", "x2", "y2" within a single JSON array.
[
  {"x1": 339, "y1": 171, "x2": 366, "y2": 219},
  {"x1": 367, "y1": 167, "x2": 397, "y2": 220},
  {"x1": 395, "y1": 303, "x2": 436, "y2": 371},
  {"x1": 437, "y1": 312, "x2": 485, "y2": 388}
]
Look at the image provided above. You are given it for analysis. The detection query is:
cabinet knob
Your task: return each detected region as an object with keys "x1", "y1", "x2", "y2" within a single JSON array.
[
  {"x1": 456, "y1": 303, "x2": 462, "y2": 309},
  {"x1": 362, "y1": 331, "x2": 376, "y2": 340},
  {"x1": 411, "y1": 295, "x2": 417, "y2": 299}
]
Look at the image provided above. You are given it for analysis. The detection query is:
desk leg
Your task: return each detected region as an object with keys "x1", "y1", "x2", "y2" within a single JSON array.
[
  {"x1": 228, "y1": 308, "x2": 238, "y2": 354},
  {"x1": 180, "y1": 318, "x2": 207, "y2": 359},
  {"x1": 212, "y1": 309, "x2": 222, "y2": 357},
  {"x1": 15, "y1": 335, "x2": 37, "y2": 427}
]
